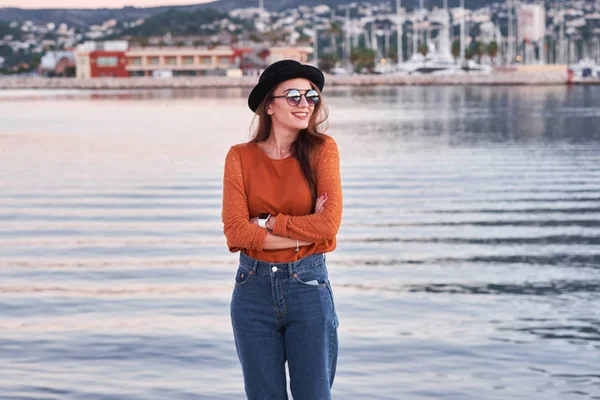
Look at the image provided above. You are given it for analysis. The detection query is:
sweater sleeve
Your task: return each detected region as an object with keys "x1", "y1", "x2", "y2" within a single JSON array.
[
  {"x1": 221, "y1": 146, "x2": 268, "y2": 252},
  {"x1": 271, "y1": 136, "x2": 342, "y2": 242}
]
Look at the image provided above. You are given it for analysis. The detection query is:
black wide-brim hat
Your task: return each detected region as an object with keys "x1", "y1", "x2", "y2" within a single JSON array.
[{"x1": 248, "y1": 59, "x2": 325, "y2": 113}]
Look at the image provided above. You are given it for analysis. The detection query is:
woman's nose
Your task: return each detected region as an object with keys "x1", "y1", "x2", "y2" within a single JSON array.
[{"x1": 297, "y1": 95, "x2": 310, "y2": 107}]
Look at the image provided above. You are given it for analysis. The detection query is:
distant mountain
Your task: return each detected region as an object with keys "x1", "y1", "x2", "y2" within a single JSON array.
[
  {"x1": 0, "y1": 4, "x2": 210, "y2": 28},
  {"x1": 200, "y1": 0, "x2": 504, "y2": 12},
  {"x1": 122, "y1": 8, "x2": 227, "y2": 37},
  {"x1": 0, "y1": 0, "x2": 503, "y2": 28}
]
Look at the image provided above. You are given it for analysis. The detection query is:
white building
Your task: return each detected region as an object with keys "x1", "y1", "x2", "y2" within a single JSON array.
[{"x1": 517, "y1": 4, "x2": 546, "y2": 43}]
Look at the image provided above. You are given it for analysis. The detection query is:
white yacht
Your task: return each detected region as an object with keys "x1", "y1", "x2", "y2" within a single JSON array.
[
  {"x1": 394, "y1": 5, "x2": 490, "y2": 76},
  {"x1": 396, "y1": 44, "x2": 460, "y2": 75},
  {"x1": 568, "y1": 59, "x2": 600, "y2": 80}
]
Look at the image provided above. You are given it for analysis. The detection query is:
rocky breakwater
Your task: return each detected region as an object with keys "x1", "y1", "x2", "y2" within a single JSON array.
[
  {"x1": 0, "y1": 69, "x2": 570, "y2": 90},
  {"x1": 329, "y1": 70, "x2": 568, "y2": 86}
]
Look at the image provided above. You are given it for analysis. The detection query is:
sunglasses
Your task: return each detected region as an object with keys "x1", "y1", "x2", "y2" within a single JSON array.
[{"x1": 272, "y1": 89, "x2": 320, "y2": 107}]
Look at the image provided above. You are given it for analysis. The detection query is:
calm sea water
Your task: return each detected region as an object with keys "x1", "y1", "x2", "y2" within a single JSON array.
[{"x1": 0, "y1": 85, "x2": 599, "y2": 400}]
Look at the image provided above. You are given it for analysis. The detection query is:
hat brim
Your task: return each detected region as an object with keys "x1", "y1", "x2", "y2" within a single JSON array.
[{"x1": 248, "y1": 64, "x2": 325, "y2": 113}]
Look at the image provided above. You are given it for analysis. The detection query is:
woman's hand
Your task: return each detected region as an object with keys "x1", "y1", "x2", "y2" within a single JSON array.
[
  {"x1": 250, "y1": 193, "x2": 327, "y2": 230},
  {"x1": 315, "y1": 193, "x2": 327, "y2": 213}
]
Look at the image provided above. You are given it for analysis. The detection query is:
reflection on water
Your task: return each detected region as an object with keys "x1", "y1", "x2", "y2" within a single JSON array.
[{"x1": 0, "y1": 86, "x2": 599, "y2": 399}]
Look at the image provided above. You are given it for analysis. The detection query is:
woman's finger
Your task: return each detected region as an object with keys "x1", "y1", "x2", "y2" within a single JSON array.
[
  {"x1": 314, "y1": 193, "x2": 328, "y2": 213},
  {"x1": 315, "y1": 201, "x2": 325, "y2": 213}
]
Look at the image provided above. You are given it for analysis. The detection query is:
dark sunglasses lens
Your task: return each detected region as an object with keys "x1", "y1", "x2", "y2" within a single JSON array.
[
  {"x1": 286, "y1": 90, "x2": 302, "y2": 106},
  {"x1": 306, "y1": 90, "x2": 320, "y2": 106}
]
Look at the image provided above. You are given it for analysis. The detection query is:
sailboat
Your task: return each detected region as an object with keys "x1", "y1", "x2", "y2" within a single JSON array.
[
  {"x1": 396, "y1": 5, "x2": 490, "y2": 75},
  {"x1": 397, "y1": 43, "x2": 459, "y2": 74}
]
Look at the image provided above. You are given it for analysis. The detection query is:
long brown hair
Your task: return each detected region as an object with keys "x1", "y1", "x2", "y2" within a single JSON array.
[{"x1": 250, "y1": 82, "x2": 329, "y2": 212}]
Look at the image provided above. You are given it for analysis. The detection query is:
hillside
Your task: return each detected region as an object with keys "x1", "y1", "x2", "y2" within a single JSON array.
[
  {"x1": 0, "y1": 0, "x2": 504, "y2": 27},
  {"x1": 122, "y1": 8, "x2": 226, "y2": 36},
  {"x1": 0, "y1": 4, "x2": 208, "y2": 28}
]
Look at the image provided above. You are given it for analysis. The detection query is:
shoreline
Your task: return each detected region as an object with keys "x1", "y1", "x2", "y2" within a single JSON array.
[{"x1": 0, "y1": 72, "x2": 598, "y2": 89}]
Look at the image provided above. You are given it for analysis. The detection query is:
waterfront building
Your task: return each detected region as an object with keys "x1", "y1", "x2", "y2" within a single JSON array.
[
  {"x1": 75, "y1": 41, "x2": 129, "y2": 78},
  {"x1": 517, "y1": 4, "x2": 546, "y2": 63},
  {"x1": 74, "y1": 40, "x2": 312, "y2": 78},
  {"x1": 39, "y1": 50, "x2": 75, "y2": 77},
  {"x1": 517, "y1": 4, "x2": 546, "y2": 43},
  {"x1": 125, "y1": 46, "x2": 238, "y2": 77}
]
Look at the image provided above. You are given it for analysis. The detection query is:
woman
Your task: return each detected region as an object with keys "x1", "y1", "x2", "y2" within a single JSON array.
[{"x1": 221, "y1": 59, "x2": 343, "y2": 400}]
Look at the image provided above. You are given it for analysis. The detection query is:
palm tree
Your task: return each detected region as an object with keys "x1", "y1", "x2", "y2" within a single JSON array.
[
  {"x1": 451, "y1": 40, "x2": 460, "y2": 62},
  {"x1": 350, "y1": 47, "x2": 376, "y2": 73},
  {"x1": 464, "y1": 48, "x2": 473, "y2": 60},
  {"x1": 487, "y1": 41, "x2": 498, "y2": 65},
  {"x1": 475, "y1": 41, "x2": 486, "y2": 63},
  {"x1": 319, "y1": 52, "x2": 339, "y2": 73},
  {"x1": 327, "y1": 21, "x2": 343, "y2": 56}
]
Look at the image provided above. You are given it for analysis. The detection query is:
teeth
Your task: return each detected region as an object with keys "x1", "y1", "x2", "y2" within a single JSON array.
[{"x1": 293, "y1": 113, "x2": 308, "y2": 117}]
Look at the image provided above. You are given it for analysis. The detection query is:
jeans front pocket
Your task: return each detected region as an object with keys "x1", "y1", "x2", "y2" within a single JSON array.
[
  {"x1": 292, "y1": 262, "x2": 328, "y2": 289},
  {"x1": 234, "y1": 265, "x2": 252, "y2": 286}
]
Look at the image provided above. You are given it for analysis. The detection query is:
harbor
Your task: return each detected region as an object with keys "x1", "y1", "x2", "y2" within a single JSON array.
[{"x1": 0, "y1": 67, "x2": 594, "y2": 90}]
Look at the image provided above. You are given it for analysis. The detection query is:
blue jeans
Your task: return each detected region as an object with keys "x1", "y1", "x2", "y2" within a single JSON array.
[{"x1": 231, "y1": 252, "x2": 339, "y2": 400}]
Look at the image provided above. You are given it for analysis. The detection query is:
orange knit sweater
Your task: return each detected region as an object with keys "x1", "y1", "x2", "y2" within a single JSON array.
[{"x1": 221, "y1": 133, "x2": 342, "y2": 263}]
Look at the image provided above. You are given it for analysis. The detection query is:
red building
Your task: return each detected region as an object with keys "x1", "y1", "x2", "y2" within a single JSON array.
[
  {"x1": 88, "y1": 51, "x2": 128, "y2": 78},
  {"x1": 75, "y1": 41, "x2": 130, "y2": 78}
]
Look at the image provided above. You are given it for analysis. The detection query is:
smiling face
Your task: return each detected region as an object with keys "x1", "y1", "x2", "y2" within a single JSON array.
[{"x1": 267, "y1": 78, "x2": 319, "y2": 132}]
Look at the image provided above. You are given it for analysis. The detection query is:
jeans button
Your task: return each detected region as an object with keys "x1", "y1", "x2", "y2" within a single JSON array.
[{"x1": 271, "y1": 266, "x2": 277, "y2": 273}]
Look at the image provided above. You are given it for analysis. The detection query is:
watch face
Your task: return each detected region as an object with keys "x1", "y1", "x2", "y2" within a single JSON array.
[{"x1": 258, "y1": 213, "x2": 270, "y2": 220}]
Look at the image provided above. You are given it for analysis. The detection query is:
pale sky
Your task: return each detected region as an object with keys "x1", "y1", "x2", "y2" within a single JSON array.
[{"x1": 0, "y1": 0, "x2": 214, "y2": 9}]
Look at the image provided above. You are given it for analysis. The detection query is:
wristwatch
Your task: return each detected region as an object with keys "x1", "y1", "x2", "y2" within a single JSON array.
[{"x1": 258, "y1": 213, "x2": 271, "y2": 229}]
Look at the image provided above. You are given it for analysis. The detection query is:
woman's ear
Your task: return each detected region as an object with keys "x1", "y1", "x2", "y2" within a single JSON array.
[{"x1": 267, "y1": 103, "x2": 274, "y2": 115}]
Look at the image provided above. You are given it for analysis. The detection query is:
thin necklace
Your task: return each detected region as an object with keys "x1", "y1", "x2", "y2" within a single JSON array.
[{"x1": 264, "y1": 140, "x2": 292, "y2": 157}]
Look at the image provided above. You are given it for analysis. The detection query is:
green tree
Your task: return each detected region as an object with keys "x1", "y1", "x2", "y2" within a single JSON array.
[
  {"x1": 475, "y1": 41, "x2": 486, "y2": 63},
  {"x1": 350, "y1": 47, "x2": 376, "y2": 73},
  {"x1": 249, "y1": 33, "x2": 262, "y2": 43},
  {"x1": 319, "y1": 52, "x2": 339, "y2": 73},
  {"x1": 451, "y1": 40, "x2": 460, "y2": 61},
  {"x1": 64, "y1": 65, "x2": 76, "y2": 77},
  {"x1": 388, "y1": 48, "x2": 397, "y2": 62},
  {"x1": 418, "y1": 43, "x2": 429, "y2": 57},
  {"x1": 30, "y1": 54, "x2": 42, "y2": 69},
  {"x1": 263, "y1": 29, "x2": 290, "y2": 46},
  {"x1": 327, "y1": 21, "x2": 342, "y2": 55},
  {"x1": 464, "y1": 48, "x2": 473, "y2": 61},
  {"x1": 487, "y1": 41, "x2": 498, "y2": 65}
]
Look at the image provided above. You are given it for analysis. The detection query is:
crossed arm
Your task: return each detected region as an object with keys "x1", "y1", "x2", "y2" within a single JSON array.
[{"x1": 221, "y1": 137, "x2": 342, "y2": 252}]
